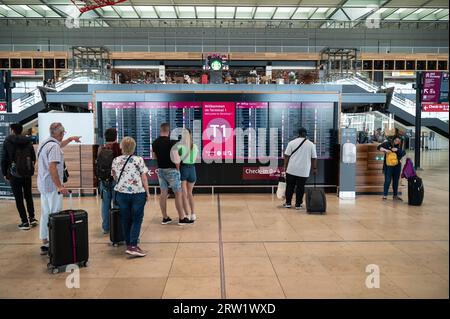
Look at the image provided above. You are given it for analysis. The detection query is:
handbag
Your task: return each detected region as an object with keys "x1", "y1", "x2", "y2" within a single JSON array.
[
  {"x1": 63, "y1": 162, "x2": 69, "y2": 183},
  {"x1": 276, "y1": 176, "x2": 286, "y2": 199}
]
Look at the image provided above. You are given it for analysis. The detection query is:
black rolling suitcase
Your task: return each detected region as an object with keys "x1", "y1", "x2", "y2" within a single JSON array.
[
  {"x1": 109, "y1": 155, "x2": 131, "y2": 247},
  {"x1": 110, "y1": 207, "x2": 124, "y2": 246},
  {"x1": 306, "y1": 177, "x2": 327, "y2": 214},
  {"x1": 408, "y1": 176, "x2": 424, "y2": 206},
  {"x1": 47, "y1": 191, "x2": 89, "y2": 274}
]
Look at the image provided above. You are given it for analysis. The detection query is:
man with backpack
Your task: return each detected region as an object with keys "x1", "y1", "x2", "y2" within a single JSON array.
[
  {"x1": 96, "y1": 128, "x2": 122, "y2": 234},
  {"x1": 1, "y1": 123, "x2": 37, "y2": 230}
]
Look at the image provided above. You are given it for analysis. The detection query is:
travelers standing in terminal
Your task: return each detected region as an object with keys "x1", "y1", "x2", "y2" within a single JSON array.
[
  {"x1": 282, "y1": 128, "x2": 318, "y2": 210},
  {"x1": 152, "y1": 123, "x2": 194, "y2": 225},
  {"x1": 377, "y1": 136, "x2": 406, "y2": 201},
  {"x1": 111, "y1": 137, "x2": 149, "y2": 257},
  {"x1": 96, "y1": 128, "x2": 122, "y2": 234},
  {"x1": 1, "y1": 123, "x2": 37, "y2": 230},
  {"x1": 178, "y1": 128, "x2": 199, "y2": 221},
  {"x1": 37, "y1": 122, "x2": 81, "y2": 255}
]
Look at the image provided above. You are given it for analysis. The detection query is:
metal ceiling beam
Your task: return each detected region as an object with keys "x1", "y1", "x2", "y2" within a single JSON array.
[
  {"x1": 0, "y1": 2, "x2": 26, "y2": 18},
  {"x1": 153, "y1": 6, "x2": 160, "y2": 19},
  {"x1": 419, "y1": 8, "x2": 440, "y2": 20},
  {"x1": 401, "y1": 8, "x2": 422, "y2": 20},
  {"x1": 38, "y1": 0, "x2": 66, "y2": 18},
  {"x1": 129, "y1": 1, "x2": 141, "y2": 19},
  {"x1": 325, "y1": 0, "x2": 349, "y2": 20},
  {"x1": 27, "y1": 5, "x2": 45, "y2": 18},
  {"x1": 307, "y1": 8, "x2": 319, "y2": 20}
]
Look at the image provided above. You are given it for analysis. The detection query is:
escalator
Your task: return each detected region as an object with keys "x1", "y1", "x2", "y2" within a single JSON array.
[{"x1": 336, "y1": 76, "x2": 449, "y2": 138}]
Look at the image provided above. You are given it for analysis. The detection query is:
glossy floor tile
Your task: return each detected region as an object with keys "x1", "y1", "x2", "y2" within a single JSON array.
[{"x1": 0, "y1": 150, "x2": 448, "y2": 298}]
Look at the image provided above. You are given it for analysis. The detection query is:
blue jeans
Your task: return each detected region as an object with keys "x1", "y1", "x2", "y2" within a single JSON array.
[
  {"x1": 116, "y1": 192, "x2": 146, "y2": 246},
  {"x1": 180, "y1": 164, "x2": 197, "y2": 183},
  {"x1": 100, "y1": 180, "x2": 117, "y2": 232},
  {"x1": 384, "y1": 165, "x2": 401, "y2": 197},
  {"x1": 157, "y1": 168, "x2": 182, "y2": 193}
]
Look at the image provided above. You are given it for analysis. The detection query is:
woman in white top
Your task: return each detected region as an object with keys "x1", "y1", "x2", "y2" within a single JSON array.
[{"x1": 111, "y1": 137, "x2": 150, "y2": 257}]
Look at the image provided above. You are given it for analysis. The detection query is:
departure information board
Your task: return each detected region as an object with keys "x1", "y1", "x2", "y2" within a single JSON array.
[
  {"x1": 301, "y1": 102, "x2": 334, "y2": 159},
  {"x1": 169, "y1": 102, "x2": 202, "y2": 161},
  {"x1": 101, "y1": 101, "x2": 335, "y2": 161},
  {"x1": 102, "y1": 102, "x2": 136, "y2": 142},
  {"x1": 136, "y1": 102, "x2": 169, "y2": 160},
  {"x1": 268, "y1": 102, "x2": 302, "y2": 159},
  {"x1": 236, "y1": 102, "x2": 269, "y2": 159}
]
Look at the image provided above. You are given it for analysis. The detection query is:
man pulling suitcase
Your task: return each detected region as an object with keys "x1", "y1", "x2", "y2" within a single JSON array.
[{"x1": 282, "y1": 127, "x2": 319, "y2": 210}]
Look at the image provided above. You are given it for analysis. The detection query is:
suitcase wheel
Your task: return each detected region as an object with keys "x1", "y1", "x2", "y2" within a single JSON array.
[
  {"x1": 48, "y1": 267, "x2": 59, "y2": 274},
  {"x1": 112, "y1": 242, "x2": 119, "y2": 247},
  {"x1": 83, "y1": 261, "x2": 89, "y2": 267}
]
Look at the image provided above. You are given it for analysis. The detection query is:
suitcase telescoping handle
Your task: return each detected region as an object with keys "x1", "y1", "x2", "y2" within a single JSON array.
[{"x1": 57, "y1": 190, "x2": 73, "y2": 210}]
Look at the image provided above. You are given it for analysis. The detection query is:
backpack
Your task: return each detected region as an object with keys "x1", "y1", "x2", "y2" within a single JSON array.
[
  {"x1": 401, "y1": 158, "x2": 416, "y2": 179},
  {"x1": 12, "y1": 144, "x2": 35, "y2": 178},
  {"x1": 386, "y1": 152, "x2": 398, "y2": 167},
  {"x1": 96, "y1": 146, "x2": 115, "y2": 181}
]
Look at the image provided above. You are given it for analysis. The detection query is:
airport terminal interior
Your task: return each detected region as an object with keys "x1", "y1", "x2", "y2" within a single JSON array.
[{"x1": 0, "y1": 0, "x2": 449, "y2": 300}]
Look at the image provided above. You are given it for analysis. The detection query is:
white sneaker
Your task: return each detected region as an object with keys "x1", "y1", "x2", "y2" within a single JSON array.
[{"x1": 190, "y1": 214, "x2": 197, "y2": 221}]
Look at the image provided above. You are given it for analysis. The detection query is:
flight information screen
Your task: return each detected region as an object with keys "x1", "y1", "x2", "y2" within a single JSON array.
[
  {"x1": 102, "y1": 102, "x2": 136, "y2": 142},
  {"x1": 136, "y1": 102, "x2": 169, "y2": 160},
  {"x1": 101, "y1": 100, "x2": 336, "y2": 161},
  {"x1": 235, "y1": 102, "x2": 269, "y2": 160},
  {"x1": 301, "y1": 102, "x2": 335, "y2": 159},
  {"x1": 268, "y1": 102, "x2": 302, "y2": 159},
  {"x1": 169, "y1": 102, "x2": 202, "y2": 160},
  {"x1": 268, "y1": 102, "x2": 334, "y2": 159}
]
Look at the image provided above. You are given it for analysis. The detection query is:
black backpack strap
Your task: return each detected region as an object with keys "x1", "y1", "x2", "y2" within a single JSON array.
[{"x1": 37, "y1": 140, "x2": 57, "y2": 159}]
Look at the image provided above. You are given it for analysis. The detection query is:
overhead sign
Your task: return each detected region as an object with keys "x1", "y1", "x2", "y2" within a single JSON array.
[
  {"x1": 422, "y1": 104, "x2": 449, "y2": 112},
  {"x1": 12, "y1": 70, "x2": 36, "y2": 76},
  {"x1": 242, "y1": 167, "x2": 282, "y2": 180},
  {"x1": 422, "y1": 72, "x2": 449, "y2": 112}
]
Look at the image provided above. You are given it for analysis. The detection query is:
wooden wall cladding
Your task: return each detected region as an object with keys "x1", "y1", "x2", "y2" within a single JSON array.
[
  {"x1": 356, "y1": 144, "x2": 385, "y2": 194},
  {"x1": 32, "y1": 144, "x2": 98, "y2": 195}
]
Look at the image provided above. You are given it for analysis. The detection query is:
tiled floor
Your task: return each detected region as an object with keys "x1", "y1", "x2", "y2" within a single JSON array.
[{"x1": 0, "y1": 150, "x2": 448, "y2": 299}]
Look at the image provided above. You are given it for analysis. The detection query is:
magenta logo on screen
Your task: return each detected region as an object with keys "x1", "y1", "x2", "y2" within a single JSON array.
[{"x1": 202, "y1": 102, "x2": 235, "y2": 160}]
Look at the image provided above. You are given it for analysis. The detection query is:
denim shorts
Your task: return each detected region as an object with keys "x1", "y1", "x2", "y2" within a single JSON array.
[
  {"x1": 157, "y1": 168, "x2": 182, "y2": 193},
  {"x1": 180, "y1": 164, "x2": 197, "y2": 183}
]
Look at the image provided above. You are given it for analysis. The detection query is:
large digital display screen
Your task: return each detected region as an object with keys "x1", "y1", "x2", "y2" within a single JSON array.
[
  {"x1": 102, "y1": 102, "x2": 136, "y2": 142},
  {"x1": 169, "y1": 102, "x2": 202, "y2": 161},
  {"x1": 101, "y1": 100, "x2": 335, "y2": 161},
  {"x1": 136, "y1": 102, "x2": 168, "y2": 160},
  {"x1": 202, "y1": 102, "x2": 235, "y2": 160},
  {"x1": 236, "y1": 102, "x2": 269, "y2": 160}
]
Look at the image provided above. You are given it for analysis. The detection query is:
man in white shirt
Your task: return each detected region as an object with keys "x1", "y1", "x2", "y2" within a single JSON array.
[{"x1": 283, "y1": 127, "x2": 317, "y2": 209}]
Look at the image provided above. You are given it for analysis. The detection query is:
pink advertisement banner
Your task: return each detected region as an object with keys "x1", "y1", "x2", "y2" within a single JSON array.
[{"x1": 202, "y1": 102, "x2": 235, "y2": 160}]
